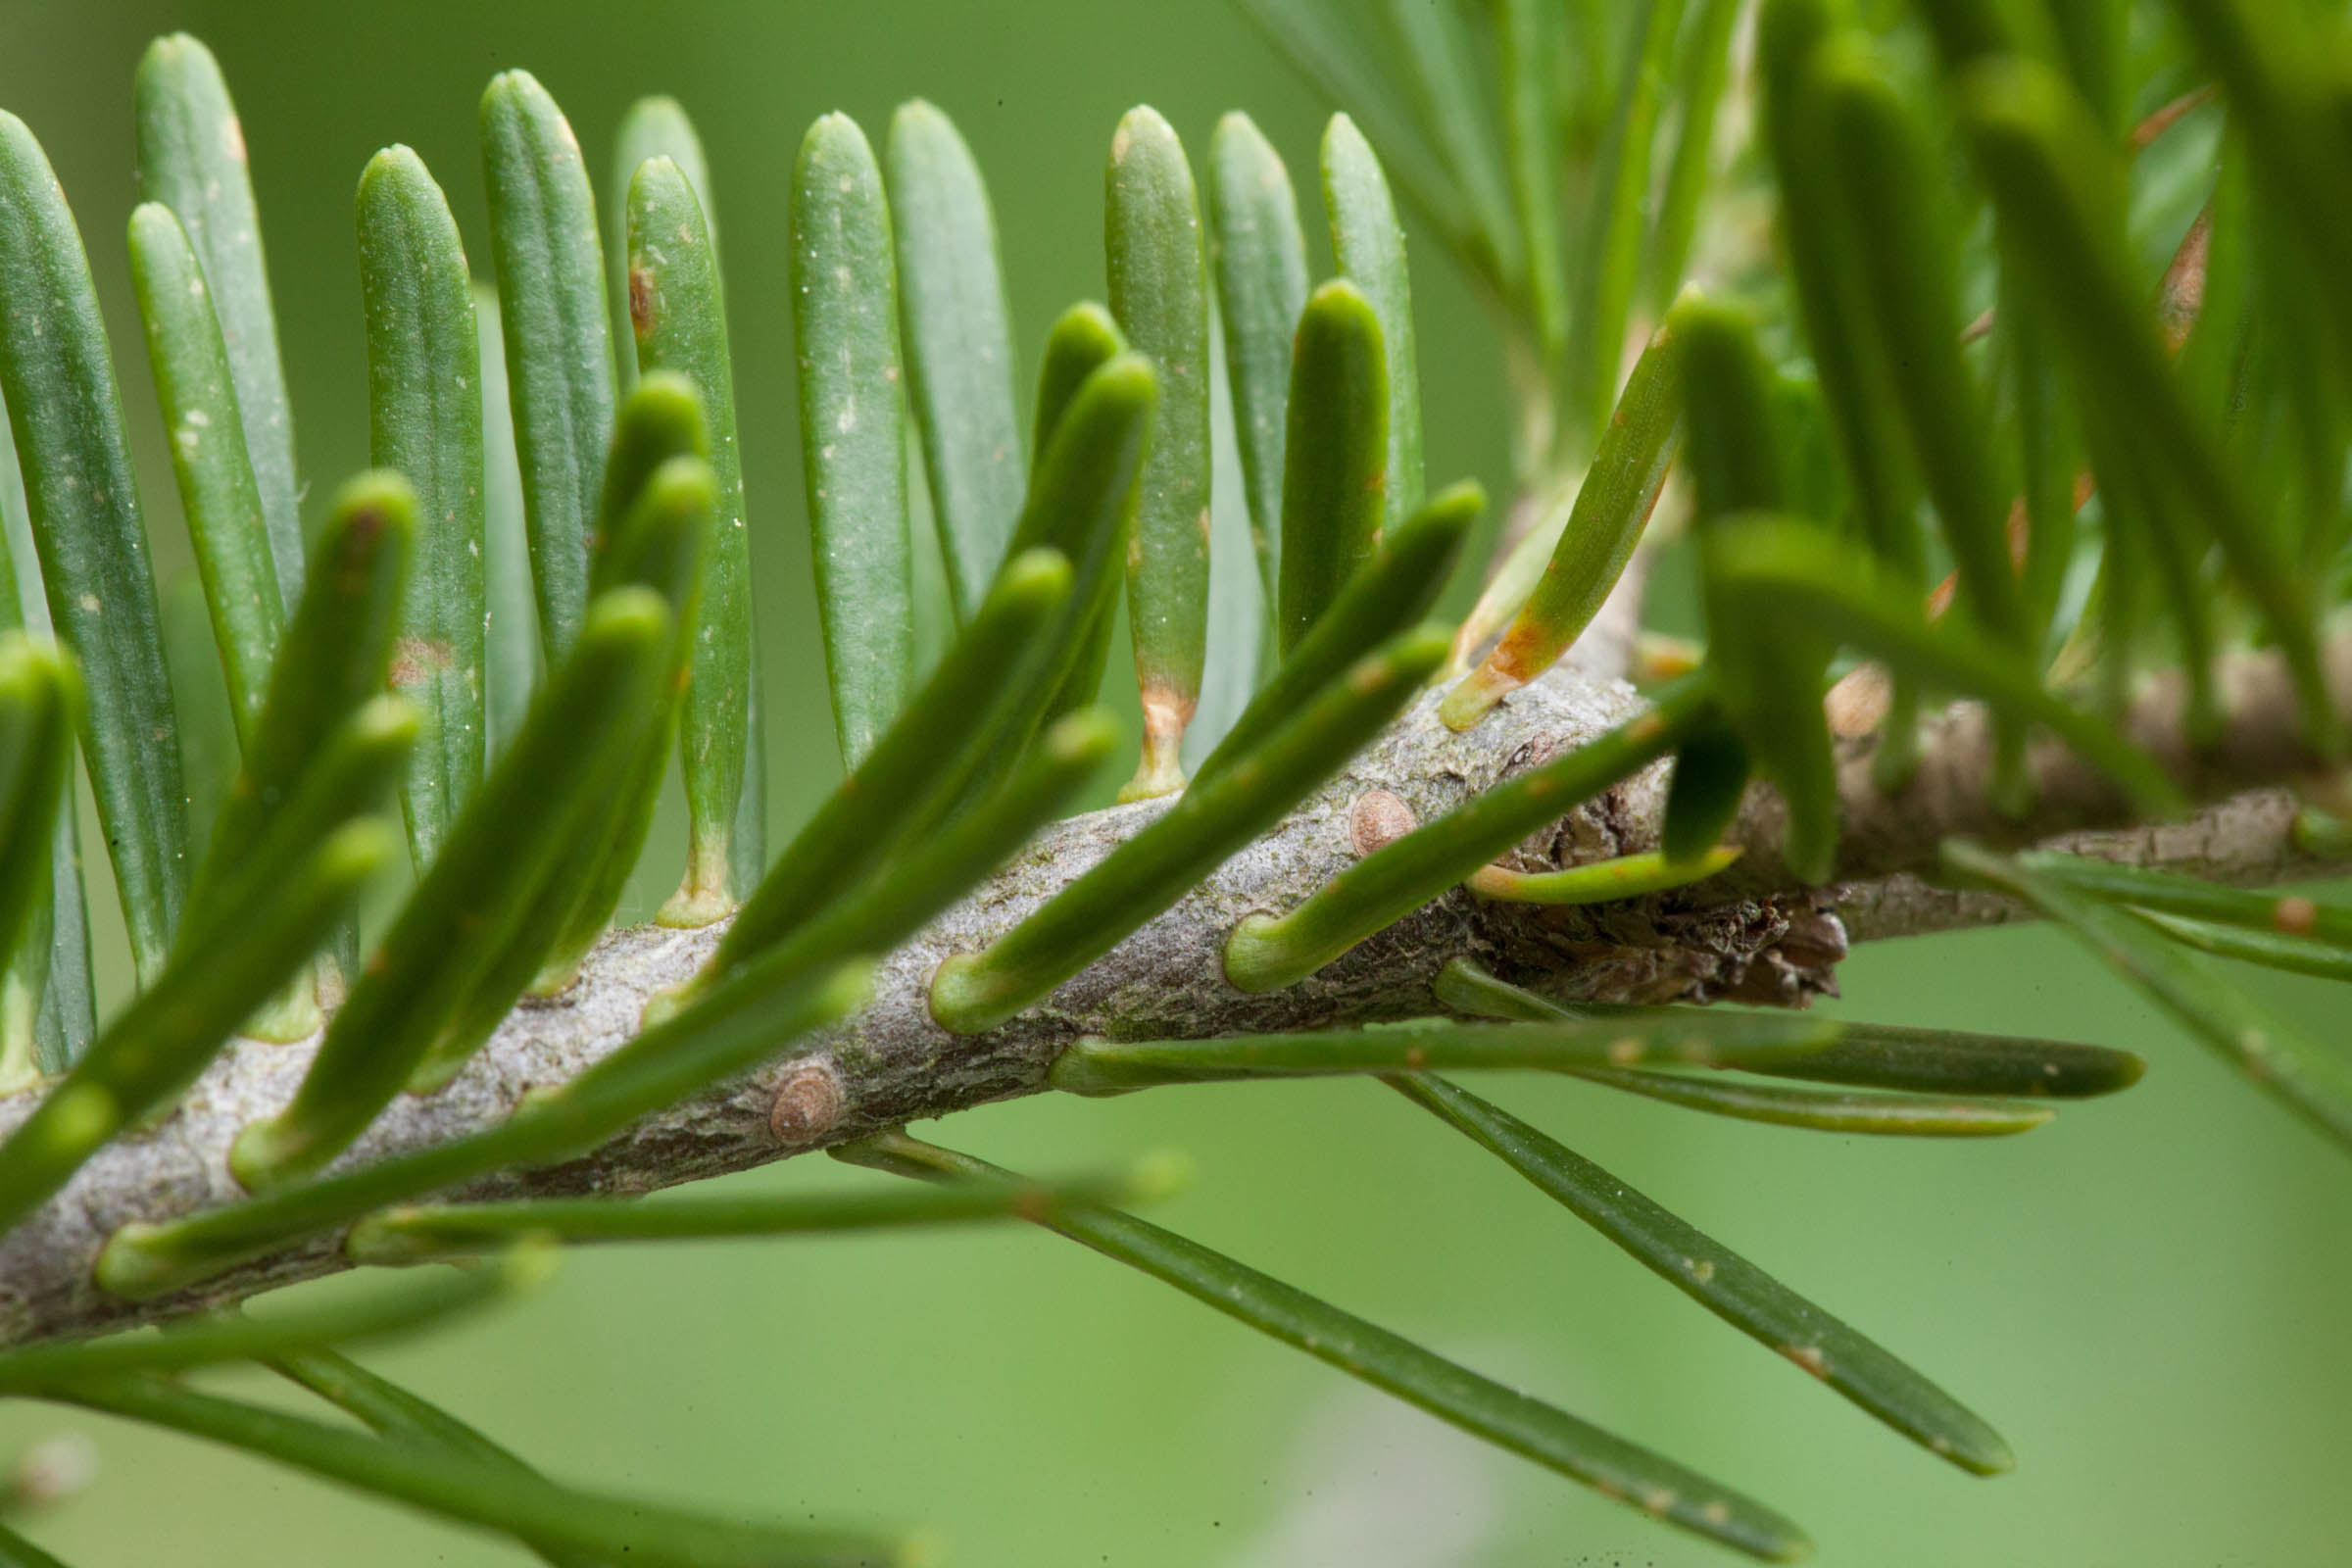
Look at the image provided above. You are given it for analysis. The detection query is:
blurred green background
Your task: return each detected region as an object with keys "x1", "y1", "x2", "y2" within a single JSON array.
[{"x1": 3, "y1": 2, "x2": 2350, "y2": 1564}]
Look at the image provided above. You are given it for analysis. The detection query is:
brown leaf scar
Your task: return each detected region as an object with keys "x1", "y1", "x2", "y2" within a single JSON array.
[
  {"x1": 769, "y1": 1059, "x2": 845, "y2": 1146},
  {"x1": 1348, "y1": 790, "x2": 1418, "y2": 858}
]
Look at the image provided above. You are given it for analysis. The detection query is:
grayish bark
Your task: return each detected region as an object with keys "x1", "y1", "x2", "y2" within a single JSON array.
[{"x1": 0, "y1": 635, "x2": 2342, "y2": 1347}]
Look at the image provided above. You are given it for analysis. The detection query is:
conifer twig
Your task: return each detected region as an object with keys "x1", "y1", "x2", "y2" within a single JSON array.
[{"x1": 0, "y1": 635, "x2": 2344, "y2": 1347}]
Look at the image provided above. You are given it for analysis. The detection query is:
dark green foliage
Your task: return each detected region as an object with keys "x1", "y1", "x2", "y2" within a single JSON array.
[
  {"x1": 0, "y1": 113, "x2": 190, "y2": 986},
  {"x1": 54, "y1": 1375, "x2": 906, "y2": 1568},
  {"x1": 1752, "y1": 1018, "x2": 2144, "y2": 1099},
  {"x1": 180, "y1": 473, "x2": 412, "y2": 952},
  {"x1": 1681, "y1": 301, "x2": 1837, "y2": 880},
  {"x1": 1050, "y1": 1010, "x2": 1845, "y2": 1094},
  {"x1": 1567, "y1": 0, "x2": 1684, "y2": 436},
  {"x1": 0, "y1": 442, "x2": 92, "y2": 1074},
  {"x1": 125, "y1": 202, "x2": 284, "y2": 745},
  {"x1": 266, "y1": 1348, "x2": 607, "y2": 1568},
  {"x1": 536, "y1": 373, "x2": 711, "y2": 982},
  {"x1": 1029, "y1": 303, "x2": 1128, "y2": 468},
  {"x1": 794, "y1": 113, "x2": 913, "y2": 767},
  {"x1": 103, "y1": 695, "x2": 1106, "y2": 1298},
  {"x1": 231, "y1": 589, "x2": 686, "y2": 1188},
  {"x1": 0, "y1": 1248, "x2": 542, "y2": 1393},
  {"x1": 1026, "y1": 304, "x2": 1133, "y2": 720},
  {"x1": 844, "y1": 1132, "x2": 1812, "y2": 1561},
  {"x1": 608, "y1": 96, "x2": 713, "y2": 393},
  {"x1": 888, "y1": 100, "x2": 1024, "y2": 623},
  {"x1": 2132, "y1": 909, "x2": 2352, "y2": 983},
  {"x1": 626, "y1": 152, "x2": 757, "y2": 918},
  {"x1": 2017, "y1": 853, "x2": 2352, "y2": 946},
  {"x1": 1436, "y1": 961, "x2": 2099, "y2": 1133},
  {"x1": 1946, "y1": 841, "x2": 2352, "y2": 1152},
  {"x1": 932, "y1": 621, "x2": 1447, "y2": 1034},
  {"x1": 1207, "y1": 111, "x2": 1310, "y2": 606},
  {"x1": 0, "y1": 817, "x2": 390, "y2": 1236},
  {"x1": 1961, "y1": 58, "x2": 2337, "y2": 749},
  {"x1": 1106, "y1": 106, "x2": 1212, "y2": 799},
  {"x1": 1697, "y1": 517, "x2": 2180, "y2": 815},
  {"x1": 1811, "y1": 39, "x2": 2024, "y2": 647},
  {"x1": 427, "y1": 457, "x2": 715, "y2": 1059},
  {"x1": 1393, "y1": 1073, "x2": 2014, "y2": 1473},
  {"x1": 481, "y1": 69, "x2": 615, "y2": 665},
  {"x1": 346, "y1": 1159, "x2": 1181, "y2": 1263},
  {"x1": 0, "y1": 640, "x2": 73, "y2": 984},
  {"x1": 358, "y1": 146, "x2": 485, "y2": 873},
  {"x1": 1276, "y1": 279, "x2": 1387, "y2": 655},
  {"x1": 993, "y1": 349, "x2": 1155, "y2": 760},
  {"x1": 708, "y1": 548, "x2": 1075, "y2": 977},
  {"x1": 1442, "y1": 300, "x2": 1685, "y2": 729},
  {"x1": 1545, "y1": 1064, "x2": 2058, "y2": 1137},
  {"x1": 134, "y1": 34, "x2": 304, "y2": 607},
  {"x1": 1659, "y1": 714, "x2": 1752, "y2": 868},
  {"x1": 1321, "y1": 114, "x2": 1424, "y2": 525},
  {"x1": 1754, "y1": 0, "x2": 1924, "y2": 782},
  {"x1": 7, "y1": 10, "x2": 2352, "y2": 1563},
  {"x1": 1197, "y1": 479, "x2": 1479, "y2": 787}
]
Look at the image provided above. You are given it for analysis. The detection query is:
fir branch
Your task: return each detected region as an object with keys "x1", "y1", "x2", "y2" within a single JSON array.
[{"x1": 0, "y1": 628, "x2": 2343, "y2": 1347}]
